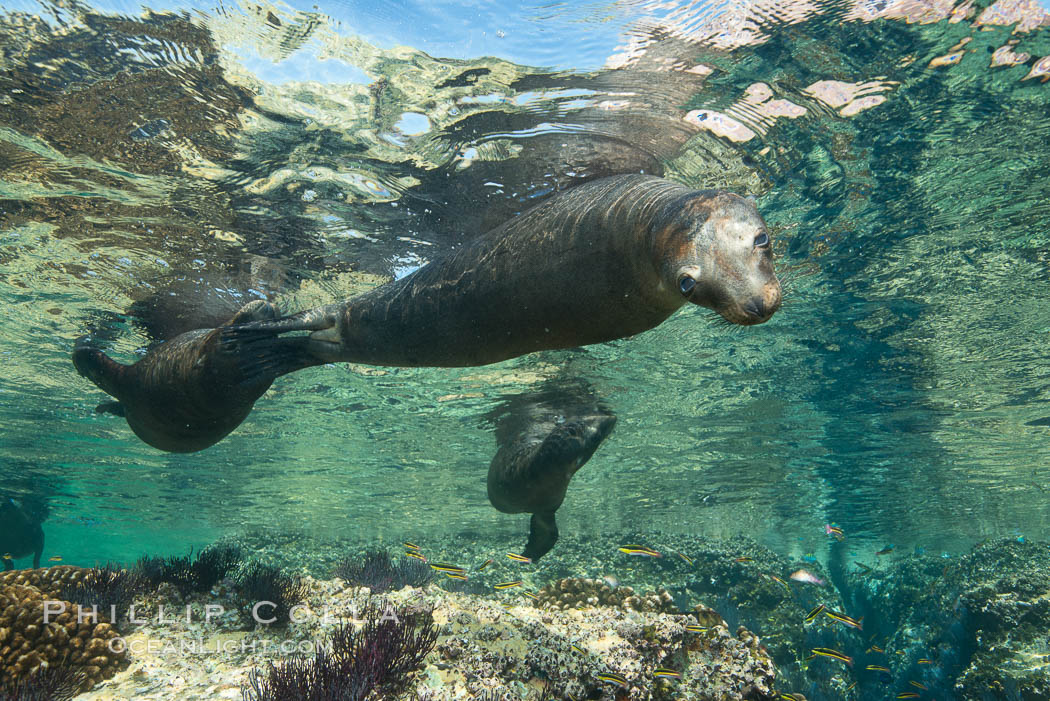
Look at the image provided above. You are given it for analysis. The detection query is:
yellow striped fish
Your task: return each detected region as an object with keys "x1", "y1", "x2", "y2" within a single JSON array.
[
  {"x1": 804, "y1": 604, "x2": 825, "y2": 623},
  {"x1": 811, "y1": 647, "x2": 852, "y2": 667},
  {"x1": 597, "y1": 672, "x2": 627, "y2": 687},
  {"x1": 494, "y1": 580, "x2": 523, "y2": 590},
  {"x1": 618, "y1": 545, "x2": 661, "y2": 558},
  {"x1": 824, "y1": 609, "x2": 863, "y2": 630}
]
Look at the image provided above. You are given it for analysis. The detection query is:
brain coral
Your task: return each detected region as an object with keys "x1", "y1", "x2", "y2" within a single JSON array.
[{"x1": 0, "y1": 567, "x2": 127, "y2": 692}]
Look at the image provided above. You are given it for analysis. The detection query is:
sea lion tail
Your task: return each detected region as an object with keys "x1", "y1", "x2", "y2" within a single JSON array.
[{"x1": 72, "y1": 337, "x2": 127, "y2": 399}]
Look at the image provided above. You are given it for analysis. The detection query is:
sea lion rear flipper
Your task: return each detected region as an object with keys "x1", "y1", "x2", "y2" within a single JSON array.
[
  {"x1": 222, "y1": 305, "x2": 335, "y2": 336},
  {"x1": 222, "y1": 300, "x2": 278, "y2": 326},
  {"x1": 95, "y1": 401, "x2": 126, "y2": 417},
  {"x1": 218, "y1": 305, "x2": 336, "y2": 377},
  {"x1": 522, "y1": 511, "x2": 559, "y2": 562}
]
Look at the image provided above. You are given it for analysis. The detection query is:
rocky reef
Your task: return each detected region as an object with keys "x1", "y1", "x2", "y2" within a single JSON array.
[
  {"x1": 2, "y1": 536, "x2": 1047, "y2": 700},
  {"x1": 58, "y1": 572, "x2": 777, "y2": 701},
  {"x1": 847, "y1": 538, "x2": 1050, "y2": 701},
  {"x1": 534, "y1": 576, "x2": 677, "y2": 614}
]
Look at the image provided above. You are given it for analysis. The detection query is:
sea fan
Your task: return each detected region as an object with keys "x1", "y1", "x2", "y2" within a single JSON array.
[
  {"x1": 242, "y1": 599, "x2": 438, "y2": 701},
  {"x1": 333, "y1": 548, "x2": 433, "y2": 593},
  {"x1": 236, "y1": 561, "x2": 307, "y2": 626},
  {"x1": 58, "y1": 563, "x2": 146, "y2": 624},
  {"x1": 136, "y1": 543, "x2": 243, "y2": 594},
  {"x1": 0, "y1": 664, "x2": 85, "y2": 701}
]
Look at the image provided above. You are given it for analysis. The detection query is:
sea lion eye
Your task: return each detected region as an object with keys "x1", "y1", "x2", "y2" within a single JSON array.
[
  {"x1": 678, "y1": 276, "x2": 696, "y2": 296},
  {"x1": 754, "y1": 232, "x2": 769, "y2": 248}
]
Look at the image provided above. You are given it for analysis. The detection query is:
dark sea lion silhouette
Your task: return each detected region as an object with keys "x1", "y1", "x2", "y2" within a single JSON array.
[
  {"x1": 486, "y1": 382, "x2": 616, "y2": 562},
  {"x1": 74, "y1": 173, "x2": 780, "y2": 451},
  {"x1": 0, "y1": 496, "x2": 45, "y2": 570},
  {"x1": 72, "y1": 300, "x2": 312, "y2": 453}
]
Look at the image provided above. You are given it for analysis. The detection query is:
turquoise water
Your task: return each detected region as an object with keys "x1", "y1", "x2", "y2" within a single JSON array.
[{"x1": 0, "y1": 0, "x2": 1049, "y2": 695}]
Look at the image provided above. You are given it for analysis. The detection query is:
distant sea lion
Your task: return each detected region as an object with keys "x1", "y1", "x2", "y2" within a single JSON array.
[
  {"x1": 75, "y1": 174, "x2": 780, "y2": 451},
  {"x1": 0, "y1": 497, "x2": 44, "y2": 570},
  {"x1": 72, "y1": 300, "x2": 311, "y2": 453},
  {"x1": 486, "y1": 382, "x2": 616, "y2": 562}
]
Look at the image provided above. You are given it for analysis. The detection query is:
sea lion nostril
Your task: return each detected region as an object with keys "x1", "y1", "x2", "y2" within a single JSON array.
[{"x1": 745, "y1": 298, "x2": 766, "y2": 317}]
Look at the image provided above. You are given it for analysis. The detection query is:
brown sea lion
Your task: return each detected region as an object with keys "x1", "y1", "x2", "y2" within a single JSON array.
[
  {"x1": 228, "y1": 173, "x2": 781, "y2": 365},
  {"x1": 75, "y1": 173, "x2": 780, "y2": 451},
  {"x1": 486, "y1": 381, "x2": 616, "y2": 562},
  {"x1": 0, "y1": 496, "x2": 44, "y2": 570},
  {"x1": 72, "y1": 300, "x2": 311, "y2": 453}
]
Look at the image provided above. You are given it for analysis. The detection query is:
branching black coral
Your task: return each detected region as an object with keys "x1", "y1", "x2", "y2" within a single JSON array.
[
  {"x1": 0, "y1": 664, "x2": 85, "y2": 701},
  {"x1": 58, "y1": 563, "x2": 146, "y2": 624},
  {"x1": 333, "y1": 548, "x2": 433, "y2": 593},
  {"x1": 136, "y1": 542, "x2": 242, "y2": 595},
  {"x1": 242, "y1": 600, "x2": 438, "y2": 701},
  {"x1": 236, "y1": 561, "x2": 306, "y2": 626}
]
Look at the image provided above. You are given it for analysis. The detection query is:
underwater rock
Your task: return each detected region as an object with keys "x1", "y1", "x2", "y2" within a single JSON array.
[
  {"x1": 675, "y1": 535, "x2": 850, "y2": 687},
  {"x1": 534, "y1": 576, "x2": 677, "y2": 614},
  {"x1": 850, "y1": 538, "x2": 1050, "y2": 700}
]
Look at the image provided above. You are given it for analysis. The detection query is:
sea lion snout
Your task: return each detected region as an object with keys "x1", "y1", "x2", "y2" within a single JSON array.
[{"x1": 740, "y1": 279, "x2": 782, "y2": 325}]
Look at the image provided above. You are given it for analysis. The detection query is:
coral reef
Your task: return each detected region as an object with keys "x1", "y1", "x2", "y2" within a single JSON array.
[
  {"x1": 534, "y1": 577, "x2": 677, "y2": 613},
  {"x1": 64, "y1": 572, "x2": 780, "y2": 701},
  {"x1": 434, "y1": 590, "x2": 775, "y2": 700},
  {"x1": 0, "y1": 565, "x2": 95, "y2": 597},
  {"x1": 333, "y1": 548, "x2": 434, "y2": 593},
  {"x1": 0, "y1": 578, "x2": 126, "y2": 692},
  {"x1": 243, "y1": 599, "x2": 438, "y2": 701}
]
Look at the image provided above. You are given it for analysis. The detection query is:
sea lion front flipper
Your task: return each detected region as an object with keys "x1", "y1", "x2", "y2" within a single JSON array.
[
  {"x1": 95, "y1": 401, "x2": 126, "y2": 417},
  {"x1": 522, "y1": 511, "x2": 559, "y2": 563},
  {"x1": 72, "y1": 337, "x2": 128, "y2": 400}
]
